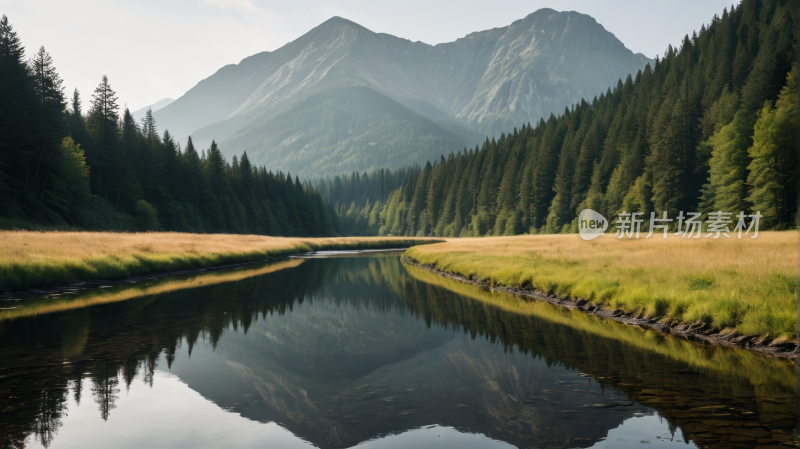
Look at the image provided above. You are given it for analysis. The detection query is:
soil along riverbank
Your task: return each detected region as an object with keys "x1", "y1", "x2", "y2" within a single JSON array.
[
  {"x1": 402, "y1": 232, "x2": 797, "y2": 354},
  {"x1": 0, "y1": 231, "x2": 442, "y2": 291}
]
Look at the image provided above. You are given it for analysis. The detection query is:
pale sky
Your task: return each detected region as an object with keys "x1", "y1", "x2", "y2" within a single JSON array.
[{"x1": 3, "y1": 0, "x2": 736, "y2": 112}]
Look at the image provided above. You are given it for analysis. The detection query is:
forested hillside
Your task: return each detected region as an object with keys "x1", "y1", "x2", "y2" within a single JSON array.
[
  {"x1": 337, "y1": 0, "x2": 798, "y2": 237},
  {"x1": 0, "y1": 15, "x2": 339, "y2": 236},
  {"x1": 316, "y1": 166, "x2": 418, "y2": 208},
  {"x1": 315, "y1": 166, "x2": 420, "y2": 235}
]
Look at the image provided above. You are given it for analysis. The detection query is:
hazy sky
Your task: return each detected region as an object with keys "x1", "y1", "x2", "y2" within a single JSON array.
[{"x1": 4, "y1": 0, "x2": 736, "y2": 112}]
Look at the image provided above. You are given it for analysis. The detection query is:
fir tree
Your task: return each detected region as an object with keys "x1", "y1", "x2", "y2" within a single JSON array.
[
  {"x1": 745, "y1": 67, "x2": 797, "y2": 227},
  {"x1": 86, "y1": 75, "x2": 119, "y2": 198},
  {"x1": 703, "y1": 110, "x2": 755, "y2": 214}
]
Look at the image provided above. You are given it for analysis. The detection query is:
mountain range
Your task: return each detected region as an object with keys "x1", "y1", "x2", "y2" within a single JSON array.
[{"x1": 154, "y1": 9, "x2": 652, "y2": 178}]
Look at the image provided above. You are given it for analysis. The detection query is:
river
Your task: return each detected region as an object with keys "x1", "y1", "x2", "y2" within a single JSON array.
[{"x1": 0, "y1": 253, "x2": 797, "y2": 448}]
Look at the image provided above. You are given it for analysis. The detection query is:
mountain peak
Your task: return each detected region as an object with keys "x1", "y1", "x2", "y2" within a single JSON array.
[
  {"x1": 155, "y1": 10, "x2": 652, "y2": 177},
  {"x1": 524, "y1": 7, "x2": 558, "y2": 17},
  {"x1": 516, "y1": 8, "x2": 600, "y2": 29},
  {"x1": 317, "y1": 16, "x2": 371, "y2": 33},
  {"x1": 323, "y1": 16, "x2": 352, "y2": 24}
]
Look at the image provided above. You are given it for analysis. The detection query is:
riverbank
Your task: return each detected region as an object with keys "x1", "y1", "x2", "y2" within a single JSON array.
[
  {"x1": 0, "y1": 231, "x2": 442, "y2": 291},
  {"x1": 0, "y1": 259, "x2": 305, "y2": 322},
  {"x1": 402, "y1": 263, "x2": 797, "y2": 389},
  {"x1": 402, "y1": 232, "x2": 797, "y2": 347}
]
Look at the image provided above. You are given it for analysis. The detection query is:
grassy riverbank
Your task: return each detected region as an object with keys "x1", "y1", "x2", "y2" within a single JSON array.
[
  {"x1": 404, "y1": 232, "x2": 797, "y2": 339},
  {"x1": 0, "y1": 231, "x2": 441, "y2": 291},
  {"x1": 404, "y1": 264, "x2": 796, "y2": 392},
  {"x1": 0, "y1": 259, "x2": 304, "y2": 322}
]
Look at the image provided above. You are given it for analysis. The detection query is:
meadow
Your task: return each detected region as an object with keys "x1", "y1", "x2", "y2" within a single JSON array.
[
  {"x1": 0, "y1": 231, "x2": 439, "y2": 291},
  {"x1": 404, "y1": 232, "x2": 798, "y2": 339}
]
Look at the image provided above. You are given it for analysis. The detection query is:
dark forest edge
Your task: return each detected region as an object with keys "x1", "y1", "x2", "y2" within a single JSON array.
[
  {"x1": 0, "y1": 15, "x2": 340, "y2": 236},
  {"x1": 335, "y1": 0, "x2": 799, "y2": 237}
]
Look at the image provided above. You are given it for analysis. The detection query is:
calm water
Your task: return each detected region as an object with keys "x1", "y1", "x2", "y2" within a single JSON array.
[{"x1": 0, "y1": 254, "x2": 797, "y2": 448}]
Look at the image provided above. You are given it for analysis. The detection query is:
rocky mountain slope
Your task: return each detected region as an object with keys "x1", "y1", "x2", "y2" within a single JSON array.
[{"x1": 155, "y1": 9, "x2": 651, "y2": 177}]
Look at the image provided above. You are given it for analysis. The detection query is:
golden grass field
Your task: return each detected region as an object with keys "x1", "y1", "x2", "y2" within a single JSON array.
[
  {"x1": 405, "y1": 232, "x2": 798, "y2": 339},
  {"x1": 0, "y1": 231, "x2": 440, "y2": 291}
]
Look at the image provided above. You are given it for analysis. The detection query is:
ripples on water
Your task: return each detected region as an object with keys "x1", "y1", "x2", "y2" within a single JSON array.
[{"x1": 0, "y1": 254, "x2": 797, "y2": 448}]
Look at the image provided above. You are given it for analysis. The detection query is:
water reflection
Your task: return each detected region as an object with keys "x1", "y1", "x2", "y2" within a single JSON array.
[{"x1": 0, "y1": 254, "x2": 796, "y2": 448}]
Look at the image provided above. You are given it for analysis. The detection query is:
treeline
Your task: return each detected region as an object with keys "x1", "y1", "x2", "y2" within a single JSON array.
[
  {"x1": 314, "y1": 166, "x2": 419, "y2": 235},
  {"x1": 0, "y1": 15, "x2": 339, "y2": 236},
  {"x1": 339, "y1": 0, "x2": 798, "y2": 237}
]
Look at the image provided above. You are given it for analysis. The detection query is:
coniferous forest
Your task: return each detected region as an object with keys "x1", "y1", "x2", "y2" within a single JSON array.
[
  {"x1": 0, "y1": 15, "x2": 339, "y2": 236},
  {"x1": 2, "y1": 0, "x2": 797, "y2": 238},
  {"x1": 314, "y1": 166, "x2": 420, "y2": 234},
  {"x1": 335, "y1": 0, "x2": 799, "y2": 237}
]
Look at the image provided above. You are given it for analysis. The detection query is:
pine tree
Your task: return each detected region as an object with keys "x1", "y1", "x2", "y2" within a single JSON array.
[
  {"x1": 117, "y1": 108, "x2": 144, "y2": 211},
  {"x1": 29, "y1": 46, "x2": 66, "y2": 214},
  {"x1": 182, "y1": 137, "x2": 202, "y2": 211},
  {"x1": 0, "y1": 14, "x2": 36, "y2": 213},
  {"x1": 745, "y1": 67, "x2": 797, "y2": 227},
  {"x1": 67, "y1": 89, "x2": 90, "y2": 149},
  {"x1": 141, "y1": 108, "x2": 159, "y2": 145},
  {"x1": 531, "y1": 117, "x2": 565, "y2": 229},
  {"x1": 86, "y1": 75, "x2": 119, "y2": 198},
  {"x1": 239, "y1": 151, "x2": 253, "y2": 198},
  {"x1": 570, "y1": 119, "x2": 601, "y2": 215},
  {"x1": 647, "y1": 98, "x2": 687, "y2": 215},
  {"x1": 704, "y1": 110, "x2": 755, "y2": 214},
  {"x1": 204, "y1": 140, "x2": 227, "y2": 195},
  {"x1": 620, "y1": 172, "x2": 653, "y2": 215}
]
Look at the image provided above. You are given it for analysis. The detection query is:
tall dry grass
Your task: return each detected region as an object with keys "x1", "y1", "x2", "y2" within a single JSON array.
[
  {"x1": 0, "y1": 231, "x2": 440, "y2": 290},
  {"x1": 405, "y1": 232, "x2": 798, "y2": 338}
]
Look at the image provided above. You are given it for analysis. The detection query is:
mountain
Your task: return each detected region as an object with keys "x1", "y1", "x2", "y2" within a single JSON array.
[
  {"x1": 332, "y1": 0, "x2": 798, "y2": 236},
  {"x1": 155, "y1": 9, "x2": 651, "y2": 178},
  {"x1": 131, "y1": 98, "x2": 174, "y2": 122},
  {"x1": 222, "y1": 85, "x2": 482, "y2": 178}
]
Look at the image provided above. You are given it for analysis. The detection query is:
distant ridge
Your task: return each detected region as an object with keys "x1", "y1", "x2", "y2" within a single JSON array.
[
  {"x1": 132, "y1": 98, "x2": 174, "y2": 123},
  {"x1": 154, "y1": 10, "x2": 651, "y2": 177}
]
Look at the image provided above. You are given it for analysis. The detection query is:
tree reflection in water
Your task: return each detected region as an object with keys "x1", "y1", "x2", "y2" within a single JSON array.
[{"x1": 0, "y1": 254, "x2": 796, "y2": 449}]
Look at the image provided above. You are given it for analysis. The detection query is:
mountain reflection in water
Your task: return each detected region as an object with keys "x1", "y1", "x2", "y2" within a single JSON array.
[{"x1": 0, "y1": 254, "x2": 796, "y2": 449}]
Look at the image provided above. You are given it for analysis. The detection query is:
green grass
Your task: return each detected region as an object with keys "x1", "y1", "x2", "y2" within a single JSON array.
[{"x1": 404, "y1": 233, "x2": 798, "y2": 339}]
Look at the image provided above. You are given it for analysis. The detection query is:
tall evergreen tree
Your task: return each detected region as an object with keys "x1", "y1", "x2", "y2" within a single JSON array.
[
  {"x1": 701, "y1": 110, "x2": 755, "y2": 214},
  {"x1": 745, "y1": 67, "x2": 797, "y2": 227},
  {"x1": 86, "y1": 75, "x2": 119, "y2": 198},
  {"x1": 0, "y1": 14, "x2": 35, "y2": 213}
]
